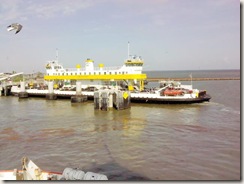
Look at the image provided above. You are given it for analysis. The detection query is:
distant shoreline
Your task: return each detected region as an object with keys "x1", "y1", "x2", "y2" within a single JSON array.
[
  {"x1": 147, "y1": 77, "x2": 240, "y2": 82},
  {"x1": 144, "y1": 69, "x2": 240, "y2": 72}
]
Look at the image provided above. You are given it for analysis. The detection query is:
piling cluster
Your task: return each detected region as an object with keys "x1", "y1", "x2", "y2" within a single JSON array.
[{"x1": 94, "y1": 90, "x2": 131, "y2": 110}]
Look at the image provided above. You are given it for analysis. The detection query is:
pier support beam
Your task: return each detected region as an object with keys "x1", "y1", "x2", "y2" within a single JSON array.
[
  {"x1": 94, "y1": 90, "x2": 110, "y2": 111},
  {"x1": 71, "y1": 95, "x2": 88, "y2": 103},
  {"x1": 3, "y1": 81, "x2": 7, "y2": 96},
  {"x1": 46, "y1": 81, "x2": 57, "y2": 100},
  {"x1": 0, "y1": 86, "x2": 2, "y2": 96},
  {"x1": 71, "y1": 80, "x2": 88, "y2": 103},
  {"x1": 18, "y1": 81, "x2": 28, "y2": 98}
]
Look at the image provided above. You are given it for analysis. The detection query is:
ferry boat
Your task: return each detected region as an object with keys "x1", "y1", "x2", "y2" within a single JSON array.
[
  {"x1": 42, "y1": 51, "x2": 211, "y2": 103},
  {"x1": 10, "y1": 45, "x2": 211, "y2": 103},
  {"x1": 0, "y1": 157, "x2": 108, "y2": 180},
  {"x1": 44, "y1": 54, "x2": 147, "y2": 92}
]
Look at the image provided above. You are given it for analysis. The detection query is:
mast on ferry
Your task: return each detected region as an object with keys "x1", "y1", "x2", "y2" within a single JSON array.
[{"x1": 128, "y1": 41, "x2": 130, "y2": 58}]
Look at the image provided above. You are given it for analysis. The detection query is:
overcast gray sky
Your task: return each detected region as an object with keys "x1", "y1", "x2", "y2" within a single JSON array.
[{"x1": 0, "y1": 0, "x2": 240, "y2": 73}]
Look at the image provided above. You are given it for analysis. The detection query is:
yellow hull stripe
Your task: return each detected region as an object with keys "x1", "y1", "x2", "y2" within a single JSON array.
[{"x1": 44, "y1": 74, "x2": 147, "y2": 80}]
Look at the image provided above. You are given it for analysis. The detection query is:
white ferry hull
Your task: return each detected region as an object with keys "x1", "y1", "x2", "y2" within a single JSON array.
[
  {"x1": 130, "y1": 94, "x2": 211, "y2": 104},
  {"x1": 11, "y1": 87, "x2": 211, "y2": 104}
]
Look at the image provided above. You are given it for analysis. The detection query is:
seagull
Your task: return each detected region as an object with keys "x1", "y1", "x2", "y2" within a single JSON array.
[{"x1": 7, "y1": 23, "x2": 23, "y2": 34}]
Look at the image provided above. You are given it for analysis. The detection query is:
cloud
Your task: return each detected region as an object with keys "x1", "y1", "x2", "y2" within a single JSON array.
[
  {"x1": 209, "y1": 0, "x2": 236, "y2": 6},
  {"x1": 26, "y1": 0, "x2": 94, "y2": 19},
  {"x1": 0, "y1": 0, "x2": 25, "y2": 22},
  {"x1": 0, "y1": 0, "x2": 96, "y2": 25}
]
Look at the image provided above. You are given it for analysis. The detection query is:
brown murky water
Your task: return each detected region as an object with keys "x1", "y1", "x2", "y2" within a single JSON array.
[{"x1": 0, "y1": 80, "x2": 240, "y2": 180}]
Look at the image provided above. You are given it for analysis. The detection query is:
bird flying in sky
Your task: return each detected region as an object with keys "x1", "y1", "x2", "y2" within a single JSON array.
[{"x1": 7, "y1": 23, "x2": 23, "y2": 34}]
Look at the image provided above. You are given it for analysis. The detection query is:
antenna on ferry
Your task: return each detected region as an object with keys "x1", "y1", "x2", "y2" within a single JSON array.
[
  {"x1": 189, "y1": 73, "x2": 193, "y2": 87},
  {"x1": 127, "y1": 41, "x2": 130, "y2": 58}
]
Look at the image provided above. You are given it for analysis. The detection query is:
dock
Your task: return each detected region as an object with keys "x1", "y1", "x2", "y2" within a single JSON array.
[{"x1": 146, "y1": 77, "x2": 240, "y2": 82}]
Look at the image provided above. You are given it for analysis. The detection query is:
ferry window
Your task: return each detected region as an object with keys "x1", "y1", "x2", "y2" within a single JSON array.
[
  {"x1": 115, "y1": 72, "x2": 117, "y2": 75},
  {"x1": 104, "y1": 72, "x2": 106, "y2": 75},
  {"x1": 109, "y1": 72, "x2": 112, "y2": 74}
]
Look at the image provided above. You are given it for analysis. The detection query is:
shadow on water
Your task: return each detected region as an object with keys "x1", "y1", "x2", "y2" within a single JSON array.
[{"x1": 85, "y1": 161, "x2": 150, "y2": 181}]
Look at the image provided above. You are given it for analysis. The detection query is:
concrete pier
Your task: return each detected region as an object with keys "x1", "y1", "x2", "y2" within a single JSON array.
[
  {"x1": 18, "y1": 81, "x2": 28, "y2": 98},
  {"x1": 94, "y1": 90, "x2": 111, "y2": 111},
  {"x1": 0, "y1": 86, "x2": 2, "y2": 96},
  {"x1": 71, "y1": 95, "x2": 88, "y2": 103},
  {"x1": 70, "y1": 80, "x2": 88, "y2": 103},
  {"x1": 46, "y1": 93, "x2": 57, "y2": 100},
  {"x1": 3, "y1": 81, "x2": 7, "y2": 96},
  {"x1": 113, "y1": 91, "x2": 131, "y2": 110},
  {"x1": 94, "y1": 90, "x2": 131, "y2": 111},
  {"x1": 46, "y1": 81, "x2": 57, "y2": 100}
]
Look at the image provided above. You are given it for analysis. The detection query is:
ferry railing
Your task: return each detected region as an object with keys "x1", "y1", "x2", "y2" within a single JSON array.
[{"x1": 64, "y1": 66, "x2": 122, "y2": 72}]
